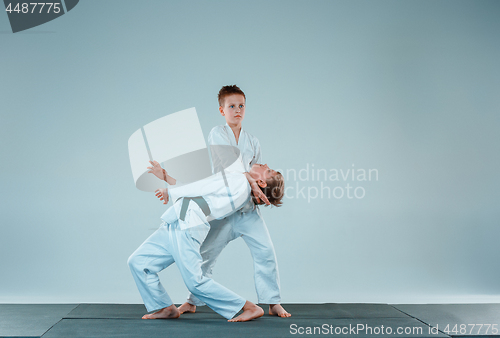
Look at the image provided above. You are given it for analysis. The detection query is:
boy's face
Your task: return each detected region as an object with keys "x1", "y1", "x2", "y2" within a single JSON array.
[
  {"x1": 219, "y1": 94, "x2": 246, "y2": 127},
  {"x1": 249, "y1": 163, "x2": 278, "y2": 187}
]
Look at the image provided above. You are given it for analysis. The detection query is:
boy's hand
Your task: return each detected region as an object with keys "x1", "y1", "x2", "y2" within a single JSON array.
[
  {"x1": 250, "y1": 182, "x2": 270, "y2": 205},
  {"x1": 244, "y1": 172, "x2": 271, "y2": 205},
  {"x1": 155, "y1": 188, "x2": 169, "y2": 204},
  {"x1": 147, "y1": 160, "x2": 165, "y2": 181}
]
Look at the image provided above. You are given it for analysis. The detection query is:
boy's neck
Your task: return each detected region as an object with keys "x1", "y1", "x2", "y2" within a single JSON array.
[{"x1": 227, "y1": 122, "x2": 242, "y2": 143}]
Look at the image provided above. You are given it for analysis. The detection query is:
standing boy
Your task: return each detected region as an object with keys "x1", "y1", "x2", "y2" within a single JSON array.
[{"x1": 178, "y1": 85, "x2": 290, "y2": 317}]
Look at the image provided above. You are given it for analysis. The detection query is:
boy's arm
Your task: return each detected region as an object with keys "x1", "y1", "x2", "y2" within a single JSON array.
[
  {"x1": 244, "y1": 137, "x2": 268, "y2": 204},
  {"x1": 244, "y1": 172, "x2": 270, "y2": 205},
  {"x1": 168, "y1": 170, "x2": 251, "y2": 208},
  {"x1": 155, "y1": 188, "x2": 169, "y2": 204},
  {"x1": 208, "y1": 172, "x2": 252, "y2": 219},
  {"x1": 161, "y1": 173, "x2": 252, "y2": 228},
  {"x1": 208, "y1": 127, "x2": 232, "y2": 174},
  {"x1": 148, "y1": 160, "x2": 178, "y2": 205},
  {"x1": 147, "y1": 160, "x2": 176, "y2": 185},
  {"x1": 168, "y1": 173, "x2": 223, "y2": 203},
  {"x1": 208, "y1": 126, "x2": 231, "y2": 146},
  {"x1": 252, "y1": 138, "x2": 262, "y2": 167}
]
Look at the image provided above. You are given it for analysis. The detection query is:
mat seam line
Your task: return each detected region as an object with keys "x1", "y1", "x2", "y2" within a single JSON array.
[{"x1": 389, "y1": 305, "x2": 453, "y2": 338}]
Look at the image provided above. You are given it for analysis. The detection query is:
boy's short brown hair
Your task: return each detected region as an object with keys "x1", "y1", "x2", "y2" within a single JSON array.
[
  {"x1": 253, "y1": 172, "x2": 285, "y2": 207},
  {"x1": 218, "y1": 85, "x2": 246, "y2": 107}
]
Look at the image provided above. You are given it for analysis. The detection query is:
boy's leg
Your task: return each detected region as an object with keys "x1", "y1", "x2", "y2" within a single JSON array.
[
  {"x1": 127, "y1": 223, "x2": 177, "y2": 315},
  {"x1": 233, "y1": 207, "x2": 290, "y2": 317},
  {"x1": 171, "y1": 222, "x2": 258, "y2": 320},
  {"x1": 233, "y1": 207, "x2": 281, "y2": 304},
  {"x1": 182, "y1": 217, "x2": 235, "y2": 309}
]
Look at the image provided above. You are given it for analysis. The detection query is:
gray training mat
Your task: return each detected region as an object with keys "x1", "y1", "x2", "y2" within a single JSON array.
[
  {"x1": 0, "y1": 304, "x2": 77, "y2": 338},
  {"x1": 392, "y1": 304, "x2": 500, "y2": 336},
  {"x1": 64, "y1": 303, "x2": 225, "y2": 320},
  {"x1": 42, "y1": 316, "x2": 449, "y2": 338},
  {"x1": 63, "y1": 303, "x2": 408, "y2": 320},
  {"x1": 277, "y1": 303, "x2": 410, "y2": 318},
  {"x1": 5, "y1": 303, "x2": 499, "y2": 338}
]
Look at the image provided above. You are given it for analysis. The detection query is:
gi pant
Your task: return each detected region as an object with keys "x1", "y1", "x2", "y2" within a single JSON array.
[
  {"x1": 128, "y1": 220, "x2": 246, "y2": 319},
  {"x1": 186, "y1": 206, "x2": 281, "y2": 306}
]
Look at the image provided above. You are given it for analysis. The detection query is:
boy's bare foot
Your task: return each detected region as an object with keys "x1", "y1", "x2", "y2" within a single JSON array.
[
  {"x1": 142, "y1": 304, "x2": 180, "y2": 319},
  {"x1": 269, "y1": 304, "x2": 291, "y2": 317},
  {"x1": 178, "y1": 302, "x2": 196, "y2": 314},
  {"x1": 228, "y1": 301, "x2": 264, "y2": 322}
]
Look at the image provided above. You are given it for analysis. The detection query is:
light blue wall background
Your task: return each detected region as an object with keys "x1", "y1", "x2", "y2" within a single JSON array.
[{"x1": 1, "y1": 0, "x2": 499, "y2": 304}]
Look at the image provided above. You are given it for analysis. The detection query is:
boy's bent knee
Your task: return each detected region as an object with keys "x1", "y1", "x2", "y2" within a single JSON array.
[
  {"x1": 127, "y1": 253, "x2": 141, "y2": 271},
  {"x1": 184, "y1": 276, "x2": 208, "y2": 295},
  {"x1": 254, "y1": 247, "x2": 276, "y2": 264}
]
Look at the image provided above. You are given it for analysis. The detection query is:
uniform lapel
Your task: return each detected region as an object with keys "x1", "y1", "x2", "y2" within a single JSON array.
[{"x1": 225, "y1": 123, "x2": 241, "y2": 146}]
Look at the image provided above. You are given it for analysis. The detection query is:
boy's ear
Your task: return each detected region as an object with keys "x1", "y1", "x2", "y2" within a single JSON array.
[
  {"x1": 219, "y1": 106, "x2": 225, "y2": 116},
  {"x1": 257, "y1": 179, "x2": 267, "y2": 188}
]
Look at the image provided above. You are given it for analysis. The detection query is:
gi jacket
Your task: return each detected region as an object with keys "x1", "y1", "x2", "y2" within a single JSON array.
[{"x1": 160, "y1": 153, "x2": 251, "y2": 230}]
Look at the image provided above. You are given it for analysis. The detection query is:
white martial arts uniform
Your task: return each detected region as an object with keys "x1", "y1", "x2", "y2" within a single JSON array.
[
  {"x1": 187, "y1": 124, "x2": 281, "y2": 306},
  {"x1": 128, "y1": 156, "x2": 252, "y2": 319}
]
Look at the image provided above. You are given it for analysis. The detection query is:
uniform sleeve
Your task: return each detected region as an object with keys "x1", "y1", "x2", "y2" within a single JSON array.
[
  {"x1": 250, "y1": 137, "x2": 262, "y2": 167},
  {"x1": 208, "y1": 126, "x2": 231, "y2": 146},
  {"x1": 207, "y1": 172, "x2": 251, "y2": 220},
  {"x1": 168, "y1": 173, "x2": 222, "y2": 202},
  {"x1": 164, "y1": 172, "x2": 251, "y2": 223},
  {"x1": 225, "y1": 172, "x2": 252, "y2": 212},
  {"x1": 208, "y1": 126, "x2": 233, "y2": 174}
]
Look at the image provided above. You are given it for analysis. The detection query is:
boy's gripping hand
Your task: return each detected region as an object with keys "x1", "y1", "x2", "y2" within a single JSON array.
[
  {"x1": 252, "y1": 183, "x2": 270, "y2": 205},
  {"x1": 147, "y1": 160, "x2": 165, "y2": 181},
  {"x1": 155, "y1": 188, "x2": 169, "y2": 204},
  {"x1": 244, "y1": 173, "x2": 270, "y2": 205}
]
